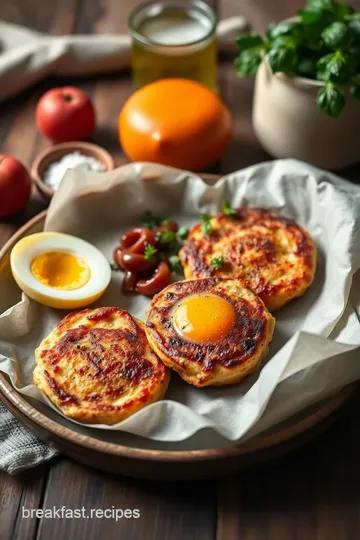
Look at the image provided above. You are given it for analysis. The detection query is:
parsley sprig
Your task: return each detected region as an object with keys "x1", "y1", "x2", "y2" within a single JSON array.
[
  {"x1": 201, "y1": 214, "x2": 213, "y2": 235},
  {"x1": 141, "y1": 211, "x2": 163, "y2": 230},
  {"x1": 157, "y1": 229, "x2": 177, "y2": 245},
  {"x1": 144, "y1": 244, "x2": 158, "y2": 262},
  {"x1": 222, "y1": 201, "x2": 238, "y2": 217},
  {"x1": 139, "y1": 212, "x2": 188, "y2": 275},
  {"x1": 211, "y1": 256, "x2": 225, "y2": 269},
  {"x1": 234, "y1": 0, "x2": 360, "y2": 117},
  {"x1": 169, "y1": 255, "x2": 182, "y2": 271},
  {"x1": 177, "y1": 226, "x2": 189, "y2": 240}
]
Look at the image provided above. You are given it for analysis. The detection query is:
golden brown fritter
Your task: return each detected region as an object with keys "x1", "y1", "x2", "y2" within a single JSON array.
[
  {"x1": 145, "y1": 278, "x2": 275, "y2": 387},
  {"x1": 179, "y1": 207, "x2": 317, "y2": 311},
  {"x1": 34, "y1": 307, "x2": 170, "y2": 424}
]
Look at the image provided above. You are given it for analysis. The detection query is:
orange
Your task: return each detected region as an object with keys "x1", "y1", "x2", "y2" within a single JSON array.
[{"x1": 118, "y1": 79, "x2": 231, "y2": 171}]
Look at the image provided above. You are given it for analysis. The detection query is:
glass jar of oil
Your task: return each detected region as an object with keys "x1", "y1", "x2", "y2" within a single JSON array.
[{"x1": 129, "y1": 0, "x2": 217, "y2": 91}]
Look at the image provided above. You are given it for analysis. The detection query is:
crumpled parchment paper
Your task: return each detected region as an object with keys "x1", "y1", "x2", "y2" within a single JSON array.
[{"x1": 1, "y1": 159, "x2": 360, "y2": 443}]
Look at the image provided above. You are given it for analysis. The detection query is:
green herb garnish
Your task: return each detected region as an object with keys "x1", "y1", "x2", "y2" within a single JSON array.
[
  {"x1": 110, "y1": 262, "x2": 121, "y2": 271},
  {"x1": 141, "y1": 211, "x2": 163, "y2": 230},
  {"x1": 211, "y1": 256, "x2": 225, "y2": 269},
  {"x1": 234, "y1": 0, "x2": 360, "y2": 117},
  {"x1": 201, "y1": 214, "x2": 213, "y2": 235},
  {"x1": 169, "y1": 255, "x2": 182, "y2": 271},
  {"x1": 222, "y1": 201, "x2": 238, "y2": 217},
  {"x1": 157, "y1": 229, "x2": 177, "y2": 245},
  {"x1": 177, "y1": 226, "x2": 190, "y2": 240},
  {"x1": 144, "y1": 244, "x2": 158, "y2": 262}
]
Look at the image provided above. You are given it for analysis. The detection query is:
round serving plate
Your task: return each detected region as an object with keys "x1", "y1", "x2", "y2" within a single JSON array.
[{"x1": 0, "y1": 192, "x2": 357, "y2": 480}]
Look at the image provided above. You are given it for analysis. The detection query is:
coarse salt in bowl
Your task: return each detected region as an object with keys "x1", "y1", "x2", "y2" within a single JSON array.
[
  {"x1": 31, "y1": 141, "x2": 115, "y2": 200},
  {"x1": 44, "y1": 152, "x2": 105, "y2": 191}
]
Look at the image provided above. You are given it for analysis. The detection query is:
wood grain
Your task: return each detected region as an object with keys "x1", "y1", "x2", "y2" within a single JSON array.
[
  {"x1": 0, "y1": 466, "x2": 48, "y2": 540},
  {"x1": 37, "y1": 459, "x2": 216, "y2": 540},
  {"x1": 217, "y1": 392, "x2": 360, "y2": 540}
]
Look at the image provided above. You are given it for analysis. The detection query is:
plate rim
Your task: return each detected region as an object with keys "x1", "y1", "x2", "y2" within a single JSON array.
[{"x1": 0, "y1": 201, "x2": 357, "y2": 463}]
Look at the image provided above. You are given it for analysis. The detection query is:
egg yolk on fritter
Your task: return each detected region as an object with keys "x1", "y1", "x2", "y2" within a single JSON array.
[
  {"x1": 173, "y1": 294, "x2": 236, "y2": 343},
  {"x1": 31, "y1": 251, "x2": 90, "y2": 290}
]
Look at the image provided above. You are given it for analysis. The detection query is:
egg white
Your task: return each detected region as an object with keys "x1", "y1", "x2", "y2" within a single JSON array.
[{"x1": 10, "y1": 232, "x2": 111, "y2": 309}]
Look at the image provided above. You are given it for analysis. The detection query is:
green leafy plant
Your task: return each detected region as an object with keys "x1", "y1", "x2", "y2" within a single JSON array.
[{"x1": 235, "y1": 0, "x2": 360, "y2": 117}]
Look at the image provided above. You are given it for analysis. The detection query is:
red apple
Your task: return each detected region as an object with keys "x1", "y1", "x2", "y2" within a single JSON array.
[
  {"x1": 35, "y1": 87, "x2": 96, "y2": 142},
  {"x1": 0, "y1": 155, "x2": 32, "y2": 217}
]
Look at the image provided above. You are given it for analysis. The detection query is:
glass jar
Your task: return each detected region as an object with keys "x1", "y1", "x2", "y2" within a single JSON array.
[{"x1": 129, "y1": 0, "x2": 217, "y2": 91}]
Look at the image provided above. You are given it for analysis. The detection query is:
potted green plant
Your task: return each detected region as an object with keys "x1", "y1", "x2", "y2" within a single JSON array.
[{"x1": 235, "y1": 0, "x2": 360, "y2": 169}]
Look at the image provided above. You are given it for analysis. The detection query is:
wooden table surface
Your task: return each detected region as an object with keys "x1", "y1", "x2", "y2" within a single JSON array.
[{"x1": 2, "y1": 1, "x2": 360, "y2": 539}]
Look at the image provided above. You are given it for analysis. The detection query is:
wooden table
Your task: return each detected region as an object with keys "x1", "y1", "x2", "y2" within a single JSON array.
[{"x1": 1, "y1": 1, "x2": 360, "y2": 539}]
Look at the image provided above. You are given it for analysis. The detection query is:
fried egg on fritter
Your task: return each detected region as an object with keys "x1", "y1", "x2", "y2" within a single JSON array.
[
  {"x1": 34, "y1": 307, "x2": 170, "y2": 424},
  {"x1": 179, "y1": 207, "x2": 317, "y2": 311},
  {"x1": 145, "y1": 278, "x2": 275, "y2": 387}
]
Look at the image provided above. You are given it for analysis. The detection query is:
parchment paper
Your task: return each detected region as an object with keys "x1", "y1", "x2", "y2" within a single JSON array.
[{"x1": 1, "y1": 159, "x2": 360, "y2": 443}]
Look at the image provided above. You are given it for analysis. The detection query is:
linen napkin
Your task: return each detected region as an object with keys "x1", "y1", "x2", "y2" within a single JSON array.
[
  {"x1": 0, "y1": 401, "x2": 58, "y2": 474},
  {"x1": 0, "y1": 16, "x2": 248, "y2": 104}
]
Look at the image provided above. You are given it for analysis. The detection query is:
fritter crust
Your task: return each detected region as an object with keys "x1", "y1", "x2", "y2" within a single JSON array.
[
  {"x1": 145, "y1": 278, "x2": 275, "y2": 387},
  {"x1": 179, "y1": 207, "x2": 317, "y2": 311},
  {"x1": 34, "y1": 307, "x2": 170, "y2": 424}
]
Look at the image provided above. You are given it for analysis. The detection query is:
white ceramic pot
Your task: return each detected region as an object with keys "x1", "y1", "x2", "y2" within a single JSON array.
[{"x1": 252, "y1": 59, "x2": 360, "y2": 170}]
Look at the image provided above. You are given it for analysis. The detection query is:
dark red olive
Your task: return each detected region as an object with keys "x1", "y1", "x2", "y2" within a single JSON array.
[
  {"x1": 119, "y1": 249, "x2": 156, "y2": 272},
  {"x1": 122, "y1": 271, "x2": 138, "y2": 293},
  {"x1": 113, "y1": 247, "x2": 125, "y2": 270},
  {"x1": 135, "y1": 262, "x2": 171, "y2": 297},
  {"x1": 155, "y1": 220, "x2": 179, "y2": 234},
  {"x1": 121, "y1": 228, "x2": 156, "y2": 254}
]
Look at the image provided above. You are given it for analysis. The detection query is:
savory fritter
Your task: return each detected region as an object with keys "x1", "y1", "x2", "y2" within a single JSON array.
[
  {"x1": 145, "y1": 278, "x2": 275, "y2": 387},
  {"x1": 179, "y1": 207, "x2": 317, "y2": 311},
  {"x1": 34, "y1": 307, "x2": 170, "y2": 424}
]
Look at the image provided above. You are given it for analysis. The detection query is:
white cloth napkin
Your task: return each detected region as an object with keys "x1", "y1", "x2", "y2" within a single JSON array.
[{"x1": 0, "y1": 16, "x2": 247, "y2": 103}]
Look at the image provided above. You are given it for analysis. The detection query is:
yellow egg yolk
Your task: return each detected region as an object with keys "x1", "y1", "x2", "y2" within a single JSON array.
[
  {"x1": 31, "y1": 251, "x2": 90, "y2": 290},
  {"x1": 172, "y1": 294, "x2": 236, "y2": 343}
]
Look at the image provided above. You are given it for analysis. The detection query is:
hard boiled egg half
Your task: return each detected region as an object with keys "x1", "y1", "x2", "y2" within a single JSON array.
[{"x1": 10, "y1": 232, "x2": 111, "y2": 309}]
